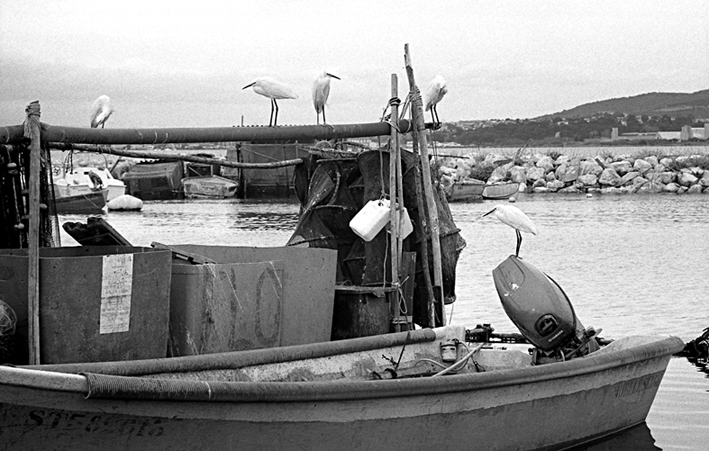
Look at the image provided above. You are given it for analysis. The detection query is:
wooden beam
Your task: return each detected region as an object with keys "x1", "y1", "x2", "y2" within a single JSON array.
[
  {"x1": 24, "y1": 101, "x2": 42, "y2": 365},
  {"x1": 404, "y1": 44, "x2": 445, "y2": 327}
]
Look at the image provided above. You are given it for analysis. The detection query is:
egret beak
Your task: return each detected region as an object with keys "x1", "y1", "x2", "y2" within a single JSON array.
[
  {"x1": 482, "y1": 208, "x2": 496, "y2": 218},
  {"x1": 326, "y1": 73, "x2": 341, "y2": 80},
  {"x1": 242, "y1": 83, "x2": 255, "y2": 90}
]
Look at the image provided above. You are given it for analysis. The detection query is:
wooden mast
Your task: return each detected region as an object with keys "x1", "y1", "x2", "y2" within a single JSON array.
[
  {"x1": 403, "y1": 44, "x2": 446, "y2": 326},
  {"x1": 24, "y1": 101, "x2": 42, "y2": 364},
  {"x1": 388, "y1": 74, "x2": 404, "y2": 331}
]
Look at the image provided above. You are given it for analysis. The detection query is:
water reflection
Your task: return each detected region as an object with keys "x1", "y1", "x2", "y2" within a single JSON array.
[
  {"x1": 229, "y1": 211, "x2": 300, "y2": 231},
  {"x1": 569, "y1": 423, "x2": 660, "y2": 450}
]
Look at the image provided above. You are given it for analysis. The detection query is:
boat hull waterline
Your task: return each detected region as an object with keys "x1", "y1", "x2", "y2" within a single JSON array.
[{"x1": 0, "y1": 333, "x2": 682, "y2": 451}]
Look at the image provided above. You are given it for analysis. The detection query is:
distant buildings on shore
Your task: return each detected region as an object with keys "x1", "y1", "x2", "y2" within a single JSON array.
[{"x1": 611, "y1": 124, "x2": 708, "y2": 142}]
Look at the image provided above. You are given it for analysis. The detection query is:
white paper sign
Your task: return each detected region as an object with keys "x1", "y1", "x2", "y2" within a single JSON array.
[{"x1": 99, "y1": 253, "x2": 134, "y2": 334}]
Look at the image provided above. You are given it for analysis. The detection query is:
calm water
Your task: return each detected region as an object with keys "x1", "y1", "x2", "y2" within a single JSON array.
[{"x1": 59, "y1": 193, "x2": 709, "y2": 449}]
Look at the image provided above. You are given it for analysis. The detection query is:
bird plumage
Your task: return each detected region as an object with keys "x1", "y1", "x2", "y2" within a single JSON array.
[
  {"x1": 312, "y1": 71, "x2": 340, "y2": 125},
  {"x1": 483, "y1": 204, "x2": 538, "y2": 257},
  {"x1": 242, "y1": 77, "x2": 298, "y2": 126},
  {"x1": 423, "y1": 75, "x2": 448, "y2": 125},
  {"x1": 90, "y1": 95, "x2": 114, "y2": 129}
]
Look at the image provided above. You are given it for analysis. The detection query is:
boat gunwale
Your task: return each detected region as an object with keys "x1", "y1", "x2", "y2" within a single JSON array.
[{"x1": 0, "y1": 335, "x2": 683, "y2": 403}]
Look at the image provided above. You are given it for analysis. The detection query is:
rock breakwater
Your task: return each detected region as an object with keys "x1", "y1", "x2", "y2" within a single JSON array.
[{"x1": 440, "y1": 152, "x2": 709, "y2": 195}]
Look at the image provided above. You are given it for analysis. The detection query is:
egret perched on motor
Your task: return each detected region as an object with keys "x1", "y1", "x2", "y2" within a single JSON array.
[
  {"x1": 312, "y1": 71, "x2": 340, "y2": 125},
  {"x1": 483, "y1": 204, "x2": 538, "y2": 257},
  {"x1": 90, "y1": 95, "x2": 114, "y2": 128},
  {"x1": 423, "y1": 75, "x2": 448, "y2": 126},
  {"x1": 242, "y1": 77, "x2": 298, "y2": 126}
]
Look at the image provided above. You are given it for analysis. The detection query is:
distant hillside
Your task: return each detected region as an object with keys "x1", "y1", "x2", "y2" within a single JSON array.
[{"x1": 541, "y1": 89, "x2": 709, "y2": 119}]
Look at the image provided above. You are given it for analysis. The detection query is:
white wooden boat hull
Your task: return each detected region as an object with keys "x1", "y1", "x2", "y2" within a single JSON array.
[{"x1": 0, "y1": 332, "x2": 682, "y2": 451}]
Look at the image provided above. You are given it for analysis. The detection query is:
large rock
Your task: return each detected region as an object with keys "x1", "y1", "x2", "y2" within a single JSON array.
[
  {"x1": 650, "y1": 171, "x2": 675, "y2": 184},
  {"x1": 556, "y1": 162, "x2": 580, "y2": 183},
  {"x1": 577, "y1": 174, "x2": 598, "y2": 186},
  {"x1": 663, "y1": 182, "x2": 680, "y2": 193},
  {"x1": 579, "y1": 160, "x2": 603, "y2": 176},
  {"x1": 678, "y1": 172, "x2": 699, "y2": 187},
  {"x1": 633, "y1": 159, "x2": 653, "y2": 174},
  {"x1": 687, "y1": 184, "x2": 703, "y2": 194},
  {"x1": 610, "y1": 160, "x2": 632, "y2": 176},
  {"x1": 620, "y1": 171, "x2": 640, "y2": 186},
  {"x1": 645, "y1": 155, "x2": 659, "y2": 168},
  {"x1": 555, "y1": 155, "x2": 570, "y2": 166},
  {"x1": 558, "y1": 185, "x2": 582, "y2": 194},
  {"x1": 488, "y1": 165, "x2": 509, "y2": 183},
  {"x1": 599, "y1": 168, "x2": 622, "y2": 186},
  {"x1": 526, "y1": 167, "x2": 546, "y2": 182},
  {"x1": 509, "y1": 166, "x2": 527, "y2": 184},
  {"x1": 700, "y1": 172, "x2": 709, "y2": 187},
  {"x1": 659, "y1": 157, "x2": 674, "y2": 168},
  {"x1": 546, "y1": 180, "x2": 566, "y2": 192},
  {"x1": 686, "y1": 166, "x2": 705, "y2": 178},
  {"x1": 536, "y1": 155, "x2": 555, "y2": 172}
]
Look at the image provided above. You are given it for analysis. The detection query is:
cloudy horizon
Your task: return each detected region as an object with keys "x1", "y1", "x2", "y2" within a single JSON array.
[{"x1": 1, "y1": 0, "x2": 707, "y2": 128}]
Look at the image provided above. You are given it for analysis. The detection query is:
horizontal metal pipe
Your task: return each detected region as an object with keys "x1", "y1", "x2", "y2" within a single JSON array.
[
  {"x1": 47, "y1": 142, "x2": 305, "y2": 168},
  {"x1": 1, "y1": 121, "x2": 415, "y2": 145}
]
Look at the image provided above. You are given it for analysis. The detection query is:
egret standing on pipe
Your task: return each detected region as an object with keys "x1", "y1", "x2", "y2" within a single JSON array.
[
  {"x1": 90, "y1": 95, "x2": 114, "y2": 128},
  {"x1": 483, "y1": 204, "x2": 538, "y2": 257},
  {"x1": 423, "y1": 75, "x2": 448, "y2": 126},
  {"x1": 312, "y1": 71, "x2": 340, "y2": 125},
  {"x1": 242, "y1": 77, "x2": 298, "y2": 126}
]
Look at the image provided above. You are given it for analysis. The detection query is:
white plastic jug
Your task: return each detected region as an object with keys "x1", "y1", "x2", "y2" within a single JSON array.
[
  {"x1": 350, "y1": 198, "x2": 391, "y2": 241},
  {"x1": 399, "y1": 207, "x2": 414, "y2": 239},
  {"x1": 387, "y1": 206, "x2": 414, "y2": 239}
]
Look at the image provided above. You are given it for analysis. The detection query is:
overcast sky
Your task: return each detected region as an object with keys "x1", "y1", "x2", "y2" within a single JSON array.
[{"x1": 1, "y1": 0, "x2": 707, "y2": 128}]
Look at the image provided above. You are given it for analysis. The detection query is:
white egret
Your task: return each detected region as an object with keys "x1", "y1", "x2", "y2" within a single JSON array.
[
  {"x1": 423, "y1": 75, "x2": 448, "y2": 126},
  {"x1": 90, "y1": 95, "x2": 114, "y2": 128},
  {"x1": 312, "y1": 71, "x2": 340, "y2": 125},
  {"x1": 242, "y1": 77, "x2": 298, "y2": 126},
  {"x1": 482, "y1": 204, "x2": 538, "y2": 257}
]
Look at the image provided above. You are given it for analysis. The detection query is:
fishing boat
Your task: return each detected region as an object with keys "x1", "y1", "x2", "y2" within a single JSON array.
[
  {"x1": 61, "y1": 166, "x2": 126, "y2": 201},
  {"x1": 483, "y1": 181, "x2": 521, "y2": 200},
  {"x1": 121, "y1": 161, "x2": 184, "y2": 200},
  {"x1": 0, "y1": 47, "x2": 684, "y2": 450},
  {"x1": 445, "y1": 177, "x2": 486, "y2": 202},
  {"x1": 0, "y1": 327, "x2": 682, "y2": 450}
]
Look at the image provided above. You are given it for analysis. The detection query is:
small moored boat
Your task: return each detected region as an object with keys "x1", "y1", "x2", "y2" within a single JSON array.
[
  {"x1": 483, "y1": 181, "x2": 520, "y2": 200},
  {"x1": 181, "y1": 175, "x2": 239, "y2": 198},
  {"x1": 445, "y1": 177, "x2": 486, "y2": 202}
]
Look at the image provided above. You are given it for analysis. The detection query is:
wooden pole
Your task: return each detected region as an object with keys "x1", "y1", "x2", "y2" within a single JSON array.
[
  {"x1": 388, "y1": 74, "x2": 402, "y2": 331},
  {"x1": 404, "y1": 44, "x2": 446, "y2": 326},
  {"x1": 24, "y1": 101, "x2": 42, "y2": 365},
  {"x1": 46, "y1": 142, "x2": 304, "y2": 169}
]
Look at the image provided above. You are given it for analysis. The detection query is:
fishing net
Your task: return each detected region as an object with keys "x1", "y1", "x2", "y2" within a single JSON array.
[
  {"x1": 0, "y1": 143, "x2": 60, "y2": 249},
  {"x1": 0, "y1": 299, "x2": 17, "y2": 364},
  {"x1": 288, "y1": 146, "x2": 465, "y2": 328}
]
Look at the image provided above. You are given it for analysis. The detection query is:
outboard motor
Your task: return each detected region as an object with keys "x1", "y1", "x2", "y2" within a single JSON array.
[{"x1": 492, "y1": 255, "x2": 600, "y2": 363}]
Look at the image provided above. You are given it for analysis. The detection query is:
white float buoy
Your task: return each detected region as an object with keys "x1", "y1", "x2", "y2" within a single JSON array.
[
  {"x1": 107, "y1": 194, "x2": 143, "y2": 211},
  {"x1": 508, "y1": 196, "x2": 516, "y2": 203}
]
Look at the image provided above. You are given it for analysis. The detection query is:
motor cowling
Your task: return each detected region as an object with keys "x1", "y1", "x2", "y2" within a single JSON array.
[{"x1": 492, "y1": 255, "x2": 584, "y2": 353}]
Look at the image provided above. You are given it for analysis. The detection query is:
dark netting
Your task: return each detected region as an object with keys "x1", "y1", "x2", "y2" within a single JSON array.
[
  {"x1": 288, "y1": 147, "x2": 465, "y2": 328},
  {"x1": 0, "y1": 143, "x2": 59, "y2": 250}
]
